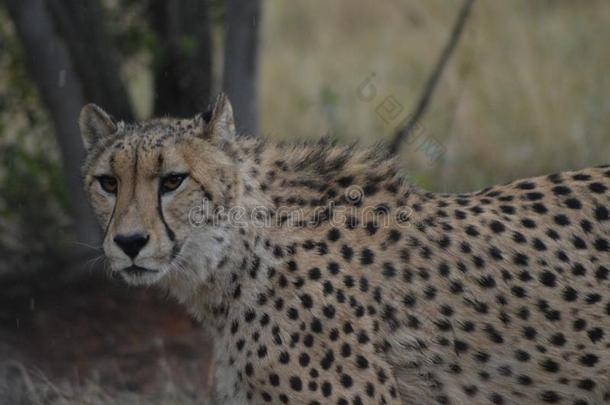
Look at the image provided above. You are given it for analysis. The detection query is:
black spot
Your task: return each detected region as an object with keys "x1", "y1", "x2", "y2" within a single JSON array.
[
  {"x1": 308, "y1": 267, "x2": 321, "y2": 280},
  {"x1": 289, "y1": 376, "x2": 302, "y2": 391},
  {"x1": 303, "y1": 334, "x2": 314, "y2": 347},
  {"x1": 455, "y1": 209, "x2": 468, "y2": 219},
  {"x1": 245, "y1": 362, "x2": 253, "y2": 376},
  {"x1": 532, "y1": 238, "x2": 547, "y2": 251},
  {"x1": 587, "y1": 327, "x2": 604, "y2": 343},
  {"x1": 577, "y1": 379, "x2": 596, "y2": 391},
  {"x1": 298, "y1": 353, "x2": 310, "y2": 367},
  {"x1": 596, "y1": 266, "x2": 609, "y2": 280},
  {"x1": 321, "y1": 381, "x2": 332, "y2": 397},
  {"x1": 489, "y1": 246, "x2": 503, "y2": 260},
  {"x1": 573, "y1": 318, "x2": 587, "y2": 331},
  {"x1": 549, "y1": 333, "x2": 566, "y2": 346},
  {"x1": 523, "y1": 326, "x2": 537, "y2": 340},
  {"x1": 553, "y1": 214, "x2": 570, "y2": 226},
  {"x1": 532, "y1": 203, "x2": 548, "y2": 214},
  {"x1": 327, "y1": 262, "x2": 340, "y2": 275},
  {"x1": 311, "y1": 318, "x2": 323, "y2": 333},
  {"x1": 478, "y1": 275, "x2": 496, "y2": 289},
  {"x1": 300, "y1": 294, "x2": 313, "y2": 309},
  {"x1": 269, "y1": 373, "x2": 280, "y2": 386},
  {"x1": 489, "y1": 220, "x2": 506, "y2": 233},
  {"x1": 540, "y1": 358, "x2": 559, "y2": 373},
  {"x1": 500, "y1": 205, "x2": 515, "y2": 215},
  {"x1": 355, "y1": 355, "x2": 368, "y2": 369},
  {"x1": 403, "y1": 294, "x2": 416, "y2": 308},
  {"x1": 490, "y1": 393, "x2": 504, "y2": 404},
  {"x1": 340, "y1": 374, "x2": 353, "y2": 388},
  {"x1": 516, "y1": 181, "x2": 536, "y2": 190},
  {"x1": 320, "y1": 350, "x2": 334, "y2": 370},
  {"x1": 327, "y1": 228, "x2": 341, "y2": 241},
  {"x1": 572, "y1": 263, "x2": 587, "y2": 276},
  {"x1": 573, "y1": 173, "x2": 592, "y2": 181},
  {"x1": 573, "y1": 236, "x2": 587, "y2": 249},
  {"x1": 521, "y1": 218, "x2": 536, "y2": 228},
  {"x1": 337, "y1": 176, "x2": 354, "y2": 187},
  {"x1": 515, "y1": 350, "x2": 530, "y2": 362},
  {"x1": 343, "y1": 275, "x2": 355, "y2": 288},
  {"x1": 365, "y1": 383, "x2": 374, "y2": 398},
  {"x1": 465, "y1": 225, "x2": 479, "y2": 237},
  {"x1": 454, "y1": 340, "x2": 469, "y2": 353},
  {"x1": 513, "y1": 253, "x2": 529, "y2": 266},
  {"x1": 579, "y1": 354, "x2": 598, "y2": 367},
  {"x1": 365, "y1": 221, "x2": 378, "y2": 235},
  {"x1": 323, "y1": 304, "x2": 336, "y2": 319},
  {"x1": 565, "y1": 198, "x2": 582, "y2": 209},
  {"x1": 552, "y1": 185, "x2": 571, "y2": 195},
  {"x1": 511, "y1": 232, "x2": 526, "y2": 244},
  {"x1": 287, "y1": 307, "x2": 299, "y2": 320},
  {"x1": 595, "y1": 205, "x2": 609, "y2": 221},
  {"x1": 589, "y1": 182, "x2": 607, "y2": 193},
  {"x1": 360, "y1": 248, "x2": 375, "y2": 265},
  {"x1": 562, "y1": 287, "x2": 578, "y2": 302},
  {"x1": 594, "y1": 238, "x2": 609, "y2": 252},
  {"x1": 581, "y1": 219, "x2": 593, "y2": 233},
  {"x1": 382, "y1": 262, "x2": 396, "y2": 278},
  {"x1": 483, "y1": 324, "x2": 504, "y2": 343},
  {"x1": 244, "y1": 310, "x2": 256, "y2": 323},
  {"x1": 525, "y1": 192, "x2": 544, "y2": 201},
  {"x1": 341, "y1": 245, "x2": 353, "y2": 261},
  {"x1": 388, "y1": 229, "x2": 401, "y2": 242},
  {"x1": 539, "y1": 271, "x2": 556, "y2": 287},
  {"x1": 540, "y1": 391, "x2": 561, "y2": 403}
]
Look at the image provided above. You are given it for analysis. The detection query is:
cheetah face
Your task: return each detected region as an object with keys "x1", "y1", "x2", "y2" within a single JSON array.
[{"x1": 80, "y1": 95, "x2": 238, "y2": 286}]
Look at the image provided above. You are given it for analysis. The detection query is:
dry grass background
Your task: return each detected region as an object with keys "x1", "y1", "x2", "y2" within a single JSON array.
[
  {"x1": 2, "y1": 1, "x2": 610, "y2": 403},
  {"x1": 260, "y1": 0, "x2": 610, "y2": 191}
]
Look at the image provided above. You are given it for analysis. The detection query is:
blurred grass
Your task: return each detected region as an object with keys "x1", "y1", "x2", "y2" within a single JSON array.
[
  {"x1": 260, "y1": 0, "x2": 610, "y2": 192},
  {"x1": 0, "y1": 362, "x2": 207, "y2": 405}
]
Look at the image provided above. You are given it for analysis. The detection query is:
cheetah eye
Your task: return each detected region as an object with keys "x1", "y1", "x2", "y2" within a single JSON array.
[
  {"x1": 96, "y1": 175, "x2": 117, "y2": 194},
  {"x1": 160, "y1": 173, "x2": 188, "y2": 194}
]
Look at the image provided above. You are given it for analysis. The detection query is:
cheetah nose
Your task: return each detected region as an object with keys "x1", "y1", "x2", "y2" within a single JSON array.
[{"x1": 114, "y1": 233, "x2": 150, "y2": 259}]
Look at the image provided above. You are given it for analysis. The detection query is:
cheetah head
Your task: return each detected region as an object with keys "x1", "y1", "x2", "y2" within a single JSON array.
[{"x1": 80, "y1": 94, "x2": 242, "y2": 287}]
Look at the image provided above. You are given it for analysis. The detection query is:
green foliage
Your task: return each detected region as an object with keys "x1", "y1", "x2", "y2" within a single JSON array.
[
  {"x1": 103, "y1": 0, "x2": 158, "y2": 56},
  {"x1": 209, "y1": 0, "x2": 226, "y2": 26}
]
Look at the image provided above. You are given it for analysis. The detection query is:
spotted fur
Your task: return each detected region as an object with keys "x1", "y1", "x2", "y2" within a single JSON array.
[{"x1": 81, "y1": 95, "x2": 610, "y2": 404}]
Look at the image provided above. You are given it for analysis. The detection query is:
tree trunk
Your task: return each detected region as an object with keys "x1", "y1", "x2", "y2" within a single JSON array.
[
  {"x1": 5, "y1": 0, "x2": 102, "y2": 275},
  {"x1": 46, "y1": 0, "x2": 133, "y2": 121},
  {"x1": 150, "y1": 0, "x2": 212, "y2": 118},
  {"x1": 222, "y1": 0, "x2": 261, "y2": 136}
]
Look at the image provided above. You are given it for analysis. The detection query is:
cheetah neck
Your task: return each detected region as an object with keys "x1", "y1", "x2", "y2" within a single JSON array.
[{"x1": 164, "y1": 139, "x2": 421, "y2": 329}]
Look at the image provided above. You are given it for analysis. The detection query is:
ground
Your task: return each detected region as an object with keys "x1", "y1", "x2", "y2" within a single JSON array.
[{"x1": 0, "y1": 274, "x2": 213, "y2": 404}]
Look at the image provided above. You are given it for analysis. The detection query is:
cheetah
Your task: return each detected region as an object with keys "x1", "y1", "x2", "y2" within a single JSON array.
[{"x1": 80, "y1": 94, "x2": 610, "y2": 404}]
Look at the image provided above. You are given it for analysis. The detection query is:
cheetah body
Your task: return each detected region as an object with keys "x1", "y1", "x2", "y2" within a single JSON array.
[{"x1": 80, "y1": 97, "x2": 610, "y2": 405}]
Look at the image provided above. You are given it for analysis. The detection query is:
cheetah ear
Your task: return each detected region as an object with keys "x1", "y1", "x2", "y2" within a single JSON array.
[
  {"x1": 198, "y1": 93, "x2": 235, "y2": 142},
  {"x1": 79, "y1": 104, "x2": 117, "y2": 150}
]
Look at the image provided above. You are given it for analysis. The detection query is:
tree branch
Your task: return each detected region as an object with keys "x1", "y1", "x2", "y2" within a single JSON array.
[{"x1": 389, "y1": 0, "x2": 475, "y2": 155}]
